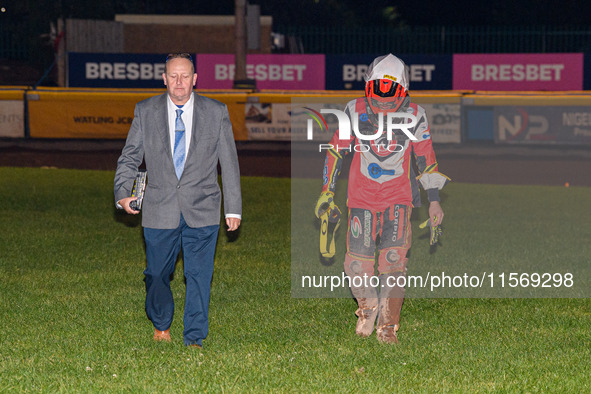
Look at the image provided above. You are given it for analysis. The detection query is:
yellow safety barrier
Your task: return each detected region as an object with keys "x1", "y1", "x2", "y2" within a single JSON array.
[
  {"x1": 19, "y1": 87, "x2": 591, "y2": 141},
  {"x1": 463, "y1": 91, "x2": 591, "y2": 106},
  {"x1": 0, "y1": 87, "x2": 27, "y2": 100},
  {"x1": 27, "y1": 88, "x2": 158, "y2": 139},
  {"x1": 27, "y1": 87, "x2": 249, "y2": 139}
]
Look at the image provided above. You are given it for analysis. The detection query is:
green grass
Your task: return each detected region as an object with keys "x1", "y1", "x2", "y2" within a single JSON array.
[
  {"x1": 292, "y1": 179, "x2": 591, "y2": 298},
  {"x1": 0, "y1": 167, "x2": 590, "y2": 392}
]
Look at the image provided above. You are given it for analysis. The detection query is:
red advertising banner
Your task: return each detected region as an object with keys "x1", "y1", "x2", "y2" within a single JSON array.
[
  {"x1": 453, "y1": 53, "x2": 583, "y2": 91},
  {"x1": 196, "y1": 54, "x2": 325, "y2": 90}
]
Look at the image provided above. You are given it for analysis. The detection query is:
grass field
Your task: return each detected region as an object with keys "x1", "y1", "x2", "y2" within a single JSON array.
[{"x1": 0, "y1": 167, "x2": 590, "y2": 392}]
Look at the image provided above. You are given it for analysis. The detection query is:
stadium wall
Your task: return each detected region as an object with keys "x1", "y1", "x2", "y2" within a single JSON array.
[{"x1": 4, "y1": 88, "x2": 591, "y2": 145}]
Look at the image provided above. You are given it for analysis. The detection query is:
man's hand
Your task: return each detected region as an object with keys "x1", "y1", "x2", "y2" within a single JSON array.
[
  {"x1": 118, "y1": 197, "x2": 140, "y2": 215},
  {"x1": 419, "y1": 201, "x2": 444, "y2": 246},
  {"x1": 428, "y1": 201, "x2": 444, "y2": 226},
  {"x1": 226, "y1": 217, "x2": 241, "y2": 231}
]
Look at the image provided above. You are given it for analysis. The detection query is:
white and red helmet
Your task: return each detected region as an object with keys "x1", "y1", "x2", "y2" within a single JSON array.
[{"x1": 364, "y1": 54, "x2": 410, "y2": 114}]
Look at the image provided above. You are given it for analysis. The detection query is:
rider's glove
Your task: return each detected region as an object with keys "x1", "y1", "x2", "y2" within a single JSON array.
[{"x1": 419, "y1": 217, "x2": 443, "y2": 246}]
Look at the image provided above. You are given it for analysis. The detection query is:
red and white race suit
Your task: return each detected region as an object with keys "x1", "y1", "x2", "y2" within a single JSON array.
[{"x1": 322, "y1": 97, "x2": 445, "y2": 209}]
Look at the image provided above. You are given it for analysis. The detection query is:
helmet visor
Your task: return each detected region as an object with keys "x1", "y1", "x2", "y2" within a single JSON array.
[{"x1": 366, "y1": 79, "x2": 408, "y2": 112}]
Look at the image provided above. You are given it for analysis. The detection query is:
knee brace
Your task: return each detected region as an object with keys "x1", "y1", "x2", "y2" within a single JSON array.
[
  {"x1": 345, "y1": 252, "x2": 378, "y2": 304},
  {"x1": 344, "y1": 252, "x2": 375, "y2": 278},
  {"x1": 377, "y1": 247, "x2": 408, "y2": 275}
]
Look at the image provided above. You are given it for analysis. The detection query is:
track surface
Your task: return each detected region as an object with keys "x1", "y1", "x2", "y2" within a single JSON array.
[{"x1": 1, "y1": 139, "x2": 590, "y2": 187}]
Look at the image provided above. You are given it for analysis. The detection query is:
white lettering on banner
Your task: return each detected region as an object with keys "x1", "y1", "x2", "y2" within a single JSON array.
[
  {"x1": 342, "y1": 64, "x2": 369, "y2": 81},
  {"x1": 498, "y1": 114, "x2": 549, "y2": 140},
  {"x1": 498, "y1": 116, "x2": 522, "y2": 140},
  {"x1": 342, "y1": 64, "x2": 436, "y2": 82},
  {"x1": 113, "y1": 63, "x2": 125, "y2": 79},
  {"x1": 563, "y1": 112, "x2": 591, "y2": 127},
  {"x1": 85, "y1": 62, "x2": 165, "y2": 80},
  {"x1": 409, "y1": 65, "x2": 435, "y2": 82},
  {"x1": 574, "y1": 128, "x2": 591, "y2": 136},
  {"x1": 140, "y1": 64, "x2": 152, "y2": 79},
  {"x1": 0, "y1": 113, "x2": 21, "y2": 123},
  {"x1": 215, "y1": 64, "x2": 230, "y2": 80},
  {"x1": 214, "y1": 64, "x2": 307, "y2": 81},
  {"x1": 126, "y1": 63, "x2": 139, "y2": 80},
  {"x1": 471, "y1": 64, "x2": 565, "y2": 82}
]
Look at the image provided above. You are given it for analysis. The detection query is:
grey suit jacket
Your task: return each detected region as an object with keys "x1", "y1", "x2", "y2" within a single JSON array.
[{"x1": 114, "y1": 92, "x2": 242, "y2": 229}]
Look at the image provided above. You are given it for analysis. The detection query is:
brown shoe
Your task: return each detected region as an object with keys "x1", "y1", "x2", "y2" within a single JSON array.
[
  {"x1": 153, "y1": 328, "x2": 171, "y2": 342},
  {"x1": 188, "y1": 344, "x2": 202, "y2": 349}
]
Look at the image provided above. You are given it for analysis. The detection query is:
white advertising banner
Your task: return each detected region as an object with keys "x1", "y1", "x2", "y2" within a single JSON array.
[
  {"x1": 494, "y1": 106, "x2": 591, "y2": 145},
  {"x1": 421, "y1": 103, "x2": 462, "y2": 144},
  {"x1": 245, "y1": 103, "x2": 292, "y2": 141},
  {"x1": 246, "y1": 101, "x2": 461, "y2": 143},
  {"x1": 0, "y1": 100, "x2": 25, "y2": 138}
]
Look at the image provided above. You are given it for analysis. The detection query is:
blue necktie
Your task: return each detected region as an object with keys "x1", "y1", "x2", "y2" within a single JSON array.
[{"x1": 173, "y1": 109, "x2": 186, "y2": 179}]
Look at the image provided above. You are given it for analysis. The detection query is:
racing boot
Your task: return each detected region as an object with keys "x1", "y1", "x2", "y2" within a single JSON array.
[
  {"x1": 350, "y1": 279, "x2": 379, "y2": 338},
  {"x1": 376, "y1": 272, "x2": 405, "y2": 344}
]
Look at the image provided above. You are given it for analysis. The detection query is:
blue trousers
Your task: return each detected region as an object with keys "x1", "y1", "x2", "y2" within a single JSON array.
[{"x1": 143, "y1": 215, "x2": 219, "y2": 346}]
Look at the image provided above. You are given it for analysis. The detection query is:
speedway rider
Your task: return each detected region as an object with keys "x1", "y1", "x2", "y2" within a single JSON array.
[{"x1": 315, "y1": 54, "x2": 449, "y2": 344}]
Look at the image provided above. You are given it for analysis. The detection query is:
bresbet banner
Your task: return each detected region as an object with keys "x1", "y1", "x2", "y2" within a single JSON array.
[
  {"x1": 68, "y1": 53, "x2": 169, "y2": 88},
  {"x1": 196, "y1": 54, "x2": 325, "y2": 90},
  {"x1": 69, "y1": 53, "x2": 326, "y2": 90},
  {"x1": 325, "y1": 54, "x2": 453, "y2": 91},
  {"x1": 453, "y1": 53, "x2": 584, "y2": 91}
]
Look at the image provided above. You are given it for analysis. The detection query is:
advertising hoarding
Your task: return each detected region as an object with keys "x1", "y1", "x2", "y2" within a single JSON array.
[
  {"x1": 495, "y1": 105, "x2": 591, "y2": 144},
  {"x1": 326, "y1": 54, "x2": 452, "y2": 91},
  {"x1": 196, "y1": 54, "x2": 325, "y2": 90},
  {"x1": 453, "y1": 53, "x2": 584, "y2": 91}
]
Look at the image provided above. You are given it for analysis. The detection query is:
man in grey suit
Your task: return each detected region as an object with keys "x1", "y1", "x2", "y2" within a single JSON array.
[{"x1": 114, "y1": 53, "x2": 241, "y2": 348}]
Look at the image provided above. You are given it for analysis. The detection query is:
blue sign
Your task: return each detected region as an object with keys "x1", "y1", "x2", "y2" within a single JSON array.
[
  {"x1": 68, "y1": 53, "x2": 179, "y2": 88},
  {"x1": 325, "y1": 54, "x2": 452, "y2": 91}
]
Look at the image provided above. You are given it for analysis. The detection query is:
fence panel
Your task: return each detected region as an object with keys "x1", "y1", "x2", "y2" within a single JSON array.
[
  {"x1": 277, "y1": 25, "x2": 591, "y2": 54},
  {"x1": 66, "y1": 19, "x2": 124, "y2": 53},
  {"x1": 0, "y1": 22, "x2": 29, "y2": 60}
]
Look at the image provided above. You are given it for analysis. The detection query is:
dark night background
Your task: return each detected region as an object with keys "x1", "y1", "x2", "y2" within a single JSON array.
[{"x1": 2, "y1": 0, "x2": 591, "y2": 27}]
